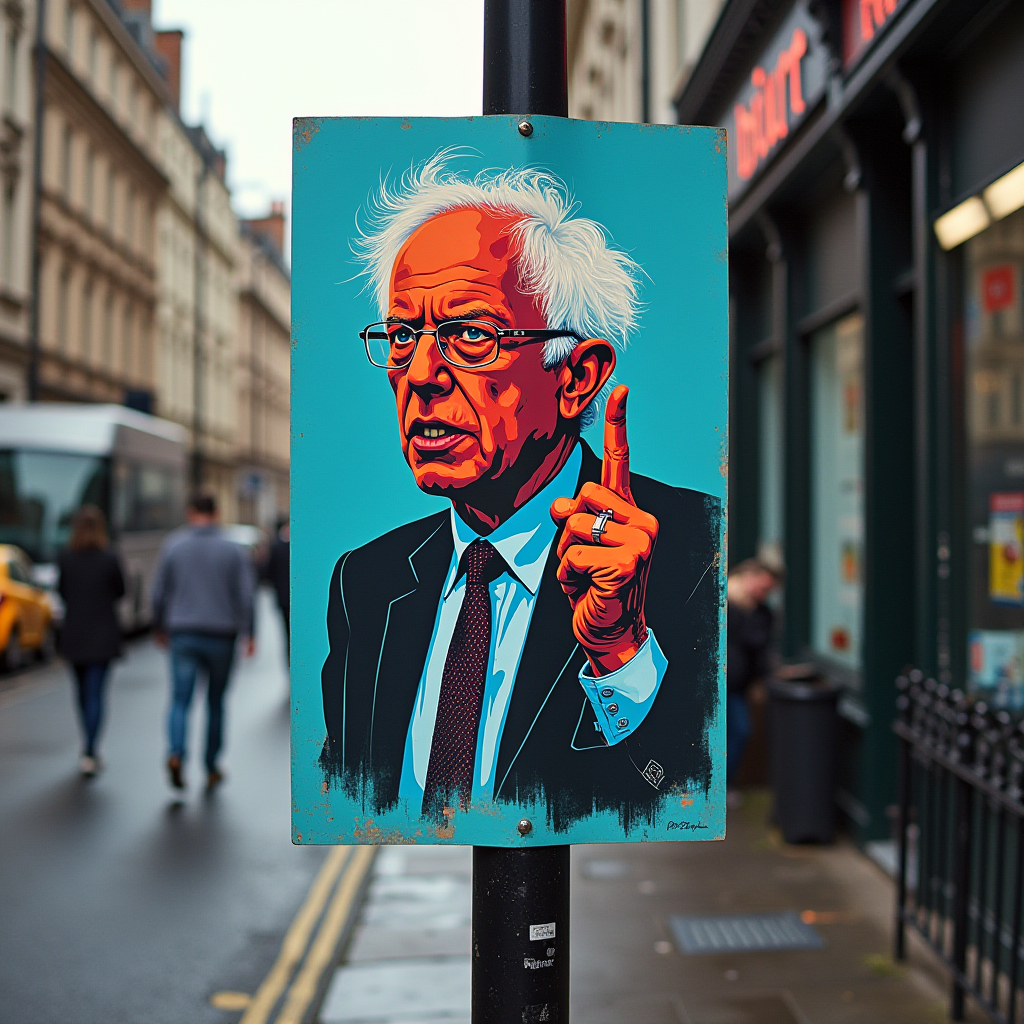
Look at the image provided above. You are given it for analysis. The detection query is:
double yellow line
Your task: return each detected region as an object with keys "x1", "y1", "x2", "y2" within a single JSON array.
[{"x1": 240, "y1": 845, "x2": 376, "y2": 1024}]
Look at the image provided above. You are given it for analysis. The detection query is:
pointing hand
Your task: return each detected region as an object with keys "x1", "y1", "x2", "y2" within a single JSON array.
[{"x1": 550, "y1": 386, "x2": 659, "y2": 676}]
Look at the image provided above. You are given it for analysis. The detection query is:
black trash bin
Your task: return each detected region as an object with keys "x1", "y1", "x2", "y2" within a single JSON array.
[{"x1": 768, "y1": 667, "x2": 841, "y2": 844}]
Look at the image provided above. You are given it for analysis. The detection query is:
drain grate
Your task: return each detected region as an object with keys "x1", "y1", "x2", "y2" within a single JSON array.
[{"x1": 669, "y1": 911, "x2": 824, "y2": 954}]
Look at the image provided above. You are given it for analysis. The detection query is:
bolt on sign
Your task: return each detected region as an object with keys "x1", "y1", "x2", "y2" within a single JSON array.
[
  {"x1": 290, "y1": 117, "x2": 727, "y2": 846},
  {"x1": 722, "y1": 0, "x2": 828, "y2": 200}
]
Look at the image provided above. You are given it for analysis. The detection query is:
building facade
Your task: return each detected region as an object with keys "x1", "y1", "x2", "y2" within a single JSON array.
[
  {"x1": 235, "y1": 204, "x2": 289, "y2": 526},
  {"x1": 34, "y1": 0, "x2": 170, "y2": 407},
  {"x1": 0, "y1": 0, "x2": 36, "y2": 402},
  {"x1": 677, "y1": 0, "x2": 1024, "y2": 841},
  {"x1": 568, "y1": 0, "x2": 726, "y2": 123}
]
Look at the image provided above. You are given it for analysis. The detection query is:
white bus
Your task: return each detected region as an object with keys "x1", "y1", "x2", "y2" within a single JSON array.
[{"x1": 0, "y1": 404, "x2": 188, "y2": 631}]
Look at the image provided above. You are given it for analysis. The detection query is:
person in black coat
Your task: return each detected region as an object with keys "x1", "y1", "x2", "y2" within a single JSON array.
[
  {"x1": 263, "y1": 516, "x2": 290, "y2": 661},
  {"x1": 725, "y1": 558, "x2": 781, "y2": 788},
  {"x1": 57, "y1": 505, "x2": 125, "y2": 777}
]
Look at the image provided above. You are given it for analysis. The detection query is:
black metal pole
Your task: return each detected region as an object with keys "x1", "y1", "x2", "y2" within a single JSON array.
[
  {"x1": 475, "y1": 4, "x2": 570, "y2": 1023},
  {"x1": 483, "y1": 0, "x2": 567, "y2": 117}
]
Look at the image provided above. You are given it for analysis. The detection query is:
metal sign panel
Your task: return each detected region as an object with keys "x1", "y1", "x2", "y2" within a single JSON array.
[
  {"x1": 721, "y1": 0, "x2": 829, "y2": 201},
  {"x1": 291, "y1": 116, "x2": 727, "y2": 846}
]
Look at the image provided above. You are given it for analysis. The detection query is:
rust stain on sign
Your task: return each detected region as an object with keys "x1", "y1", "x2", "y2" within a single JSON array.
[{"x1": 294, "y1": 117, "x2": 323, "y2": 151}]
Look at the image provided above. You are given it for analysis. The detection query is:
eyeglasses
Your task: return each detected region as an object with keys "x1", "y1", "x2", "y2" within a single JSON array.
[{"x1": 360, "y1": 319, "x2": 583, "y2": 370}]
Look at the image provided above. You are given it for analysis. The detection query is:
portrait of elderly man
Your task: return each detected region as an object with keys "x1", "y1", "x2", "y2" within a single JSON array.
[{"x1": 319, "y1": 156, "x2": 721, "y2": 833}]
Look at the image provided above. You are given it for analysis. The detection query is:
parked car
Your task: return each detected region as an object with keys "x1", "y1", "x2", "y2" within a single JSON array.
[{"x1": 0, "y1": 545, "x2": 55, "y2": 670}]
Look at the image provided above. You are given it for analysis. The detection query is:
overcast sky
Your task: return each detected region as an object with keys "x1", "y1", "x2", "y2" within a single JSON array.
[{"x1": 152, "y1": 0, "x2": 484, "y2": 232}]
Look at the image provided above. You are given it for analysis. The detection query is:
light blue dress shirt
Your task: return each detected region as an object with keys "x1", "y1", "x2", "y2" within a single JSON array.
[{"x1": 398, "y1": 444, "x2": 667, "y2": 809}]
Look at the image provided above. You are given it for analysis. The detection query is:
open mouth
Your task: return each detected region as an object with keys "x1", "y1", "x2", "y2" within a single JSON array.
[{"x1": 408, "y1": 422, "x2": 472, "y2": 453}]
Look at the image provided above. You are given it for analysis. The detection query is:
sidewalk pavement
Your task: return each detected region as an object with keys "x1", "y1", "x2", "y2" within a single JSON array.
[{"x1": 316, "y1": 791, "x2": 985, "y2": 1023}]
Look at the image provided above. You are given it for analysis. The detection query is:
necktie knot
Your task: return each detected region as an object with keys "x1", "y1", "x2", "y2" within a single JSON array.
[{"x1": 463, "y1": 539, "x2": 503, "y2": 587}]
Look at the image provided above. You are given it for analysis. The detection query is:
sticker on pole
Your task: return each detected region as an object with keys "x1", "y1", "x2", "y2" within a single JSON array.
[{"x1": 291, "y1": 116, "x2": 727, "y2": 847}]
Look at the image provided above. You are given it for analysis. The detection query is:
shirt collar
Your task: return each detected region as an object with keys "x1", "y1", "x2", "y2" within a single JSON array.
[{"x1": 447, "y1": 444, "x2": 582, "y2": 598}]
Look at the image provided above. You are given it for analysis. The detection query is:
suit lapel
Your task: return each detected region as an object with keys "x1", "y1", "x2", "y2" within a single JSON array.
[
  {"x1": 367, "y1": 517, "x2": 453, "y2": 789},
  {"x1": 493, "y1": 443, "x2": 603, "y2": 795}
]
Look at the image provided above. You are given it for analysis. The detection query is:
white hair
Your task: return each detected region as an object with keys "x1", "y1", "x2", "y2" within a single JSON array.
[{"x1": 351, "y1": 151, "x2": 642, "y2": 428}]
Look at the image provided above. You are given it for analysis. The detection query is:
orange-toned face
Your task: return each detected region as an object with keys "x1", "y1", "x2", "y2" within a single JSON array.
[{"x1": 387, "y1": 208, "x2": 565, "y2": 504}]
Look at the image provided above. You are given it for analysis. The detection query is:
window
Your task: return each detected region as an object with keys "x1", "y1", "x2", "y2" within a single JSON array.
[
  {"x1": 112, "y1": 461, "x2": 184, "y2": 532},
  {"x1": 810, "y1": 312, "x2": 864, "y2": 671},
  {"x1": 60, "y1": 126, "x2": 73, "y2": 200},
  {"x1": 57, "y1": 267, "x2": 71, "y2": 352},
  {"x1": 964, "y1": 206, "x2": 1024, "y2": 700},
  {"x1": 83, "y1": 146, "x2": 94, "y2": 217},
  {"x1": 109, "y1": 57, "x2": 119, "y2": 106},
  {"x1": 103, "y1": 291, "x2": 113, "y2": 366},
  {"x1": 106, "y1": 168, "x2": 115, "y2": 231},
  {"x1": 1, "y1": 181, "x2": 14, "y2": 287},
  {"x1": 757, "y1": 353, "x2": 784, "y2": 566},
  {"x1": 5, "y1": 26, "x2": 18, "y2": 114},
  {"x1": 81, "y1": 280, "x2": 93, "y2": 360},
  {"x1": 127, "y1": 82, "x2": 136, "y2": 127},
  {"x1": 63, "y1": 2, "x2": 76, "y2": 57},
  {"x1": 125, "y1": 185, "x2": 134, "y2": 250},
  {"x1": 88, "y1": 30, "x2": 98, "y2": 83},
  {"x1": 122, "y1": 301, "x2": 133, "y2": 375}
]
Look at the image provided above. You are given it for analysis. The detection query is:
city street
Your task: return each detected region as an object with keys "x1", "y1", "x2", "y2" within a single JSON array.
[{"x1": 0, "y1": 593, "x2": 332, "y2": 1024}]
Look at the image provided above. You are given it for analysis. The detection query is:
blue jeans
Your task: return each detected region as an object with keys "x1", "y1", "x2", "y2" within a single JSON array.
[
  {"x1": 168, "y1": 633, "x2": 236, "y2": 772},
  {"x1": 726, "y1": 692, "x2": 753, "y2": 785},
  {"x1": 73, "y1": 662, "x2": 111, "y2": 757}
]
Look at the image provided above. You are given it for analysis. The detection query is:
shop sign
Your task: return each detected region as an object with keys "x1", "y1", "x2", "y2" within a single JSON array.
[
  {"x1": 842, "y1": 0, "x2": 906, "y2": 69},
  {"x1": 722, "y1": 1, "x2": 828, "y2": 201}
]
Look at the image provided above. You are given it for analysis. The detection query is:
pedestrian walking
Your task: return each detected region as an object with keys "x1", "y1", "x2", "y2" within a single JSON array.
[
  {"x1": 57, "y1": 506, "x2": 126, "y2": 778},
  {"x1": 263, "y1": 515, "x2": 289, "y2": 662},
  {"x1": 151, "y1": 493, "x2": 256, "y2": 791},
  {"x1": 726, "y1": 557, "x2": 781, "y2": 797}
]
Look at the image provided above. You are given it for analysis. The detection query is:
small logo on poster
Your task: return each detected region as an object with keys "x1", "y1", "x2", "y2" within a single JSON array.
[{"x1": 529, "y1": 922, "x2": 556, "y2": 941}]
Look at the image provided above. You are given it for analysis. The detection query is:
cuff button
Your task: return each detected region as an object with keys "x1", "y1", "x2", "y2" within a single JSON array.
[
  {"x1": 607, "y1": 703, "x2": 619, "y2": 715},
  {"x1": 616, "y1": 717, "x2": 629, "y2": 729},
  {"x1": 600, "y1": 687, "x2": 614, "y2": 699}
]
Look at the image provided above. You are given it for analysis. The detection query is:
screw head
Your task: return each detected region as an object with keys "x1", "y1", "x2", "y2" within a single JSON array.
[
  {"x1": 517, "y1": 818, "x2": 533, "y2": 836},
  {"x1": 518, "y1": 120, "x2": 533, "y2": 137}
]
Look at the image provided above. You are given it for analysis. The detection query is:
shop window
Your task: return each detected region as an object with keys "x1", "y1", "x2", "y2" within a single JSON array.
[
  {"x1": 965, "y1": 207, "x2": 1024, "y2": 702},
  {"x1": 810, "y1": 312, "x2": 864, "y2": 671},
  {"x1": 757, "y1": 353, "x2": 783, "y2": 567}
]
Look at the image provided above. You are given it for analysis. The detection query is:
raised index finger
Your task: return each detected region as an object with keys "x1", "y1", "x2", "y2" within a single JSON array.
[{"x1": 602, "y1": 385, "x2": 633, "y2": 502}]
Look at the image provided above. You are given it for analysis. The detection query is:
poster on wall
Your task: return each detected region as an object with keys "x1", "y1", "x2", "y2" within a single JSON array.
[
  {"x1": 290, "y1": 116, "x2": 728, "y2": 847},
  {"x1": 989, "y1": 492, "x2": 1024, "y2": 607}
]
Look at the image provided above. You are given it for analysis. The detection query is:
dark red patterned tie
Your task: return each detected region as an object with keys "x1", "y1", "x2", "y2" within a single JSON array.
[{"x1": 422, "y1": 539, "x2": 504, "y2": 817}]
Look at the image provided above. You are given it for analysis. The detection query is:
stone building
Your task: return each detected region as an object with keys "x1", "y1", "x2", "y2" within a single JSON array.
[
  {"x1": 0, "y1": 0, "x2": 36, "y2": 401},
  {"x1": 235, "y1": 203, "x2": 289, "y2": 526},
  {"x1": 34, "y1": 0, "x2": 171, "y2": 406},
  {"x1": 568, "y1": 0, "x2": 726, "y2": 124}
]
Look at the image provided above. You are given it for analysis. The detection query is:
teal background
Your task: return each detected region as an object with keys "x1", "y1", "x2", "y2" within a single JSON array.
[{"x1": 291, "y1": 115, "x2": 728, "y2": 847}]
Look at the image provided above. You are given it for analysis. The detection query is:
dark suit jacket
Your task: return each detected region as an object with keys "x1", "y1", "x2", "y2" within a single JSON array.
[{"x1": 320, "y1": 443, "x2": 721, "y2": 835}]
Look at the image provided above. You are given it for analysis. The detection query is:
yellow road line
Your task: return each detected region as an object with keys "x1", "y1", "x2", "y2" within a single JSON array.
[
  {"x1": 239, "y1": 846, "x2": 352, "y2": 1024},
  {"x1": 273, "y1": 845, "x2": 377, "y2": 1024}
]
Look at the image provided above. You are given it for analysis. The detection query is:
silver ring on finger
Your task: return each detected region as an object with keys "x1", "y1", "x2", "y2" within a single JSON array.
[{"x1": 591, "y1": 509, "x2": 615, "y2": 544}]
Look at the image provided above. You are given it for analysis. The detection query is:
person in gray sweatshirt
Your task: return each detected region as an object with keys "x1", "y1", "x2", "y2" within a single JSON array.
[{"x1": 151, "y1": 492, "x2": 256, "y2": 791}]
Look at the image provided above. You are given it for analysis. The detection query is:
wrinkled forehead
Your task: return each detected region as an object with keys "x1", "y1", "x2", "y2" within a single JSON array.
[{"x1": 391, "y1": 207, "x2": 525, "y2": 293}]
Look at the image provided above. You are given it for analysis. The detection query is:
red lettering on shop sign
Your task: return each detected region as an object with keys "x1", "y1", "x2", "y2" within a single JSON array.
[
  {"x1": 734, "y1": 29, "x2": 808, "y2": 182},
  {"x1": 990, "y1": 493, "x2": 1024, "y2": 514},
  {"x1": 983, "y1": 266, "x2": 1016, "y2": 314},
  {"x1": 843, "y1": 0, "x2": 900, "y2": 67}
]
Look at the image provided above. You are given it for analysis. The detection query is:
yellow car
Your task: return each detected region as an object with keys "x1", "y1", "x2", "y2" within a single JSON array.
[{"x1": 0, "y1": 545, "x2": 55, "y2": 671}]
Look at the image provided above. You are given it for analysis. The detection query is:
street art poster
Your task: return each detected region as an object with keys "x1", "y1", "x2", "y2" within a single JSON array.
[
  {"x1": 291, "y1": 116, "x2": 728, "y2": 846},
  {"x1": 990, "y1": 493, "x2": 1024, "y2": 606}
]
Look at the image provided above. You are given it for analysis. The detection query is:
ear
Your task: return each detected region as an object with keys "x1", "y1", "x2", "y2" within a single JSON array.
[{"x1": 557, "y1": 338, "x2": 616, "y2": 422}]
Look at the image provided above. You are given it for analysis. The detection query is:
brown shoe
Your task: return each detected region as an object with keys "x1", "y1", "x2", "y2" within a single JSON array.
[
  {"x1": 167, "y1": 755, "x2": 185, "y2": 790},
  {"x1": 206, "y1": 768, "x2": 224, "y2": 791}
]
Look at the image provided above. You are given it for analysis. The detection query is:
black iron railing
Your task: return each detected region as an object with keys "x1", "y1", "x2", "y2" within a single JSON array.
[{"x1": 895, "y1": 671, "x2": 1024, "y2": 1023}]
